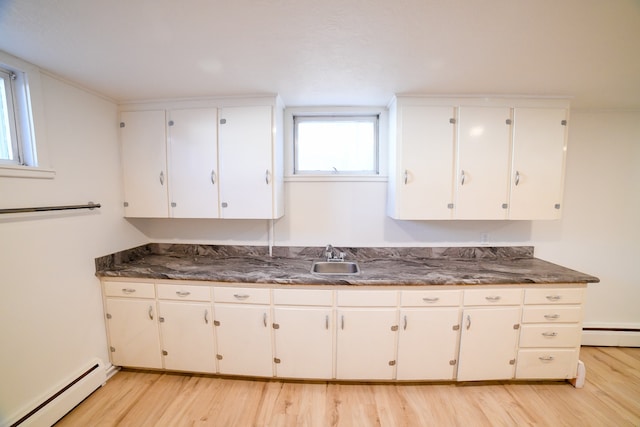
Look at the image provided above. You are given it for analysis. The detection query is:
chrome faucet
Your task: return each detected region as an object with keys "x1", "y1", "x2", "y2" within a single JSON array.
[{"x1": 325, "y1": 244, "x2": 345, "y2": 262}]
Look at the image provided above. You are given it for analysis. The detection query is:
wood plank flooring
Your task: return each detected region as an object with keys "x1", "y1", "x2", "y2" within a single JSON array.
[{"x1": 56, "y1": 346, "x2": 640, "y2": 426}]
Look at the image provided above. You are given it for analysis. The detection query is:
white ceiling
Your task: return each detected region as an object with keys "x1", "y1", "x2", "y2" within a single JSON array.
[{"x1": 1, "y1": 0, "x2": 639, "y2": 108}]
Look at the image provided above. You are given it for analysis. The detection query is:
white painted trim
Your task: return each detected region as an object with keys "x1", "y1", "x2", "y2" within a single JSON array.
[
  {"x1": 0, "y1": 164, "x2": 56, "y2": 179},
  {"x1": 581, "y1": 330, "x2": 640, "y2": 347}
]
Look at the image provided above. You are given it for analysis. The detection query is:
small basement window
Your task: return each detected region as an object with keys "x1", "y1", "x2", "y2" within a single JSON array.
[
  {"x1": 0, "y1": 66, "x2": 20, "y2": 165},
  {"x1": 293, "y1": 115, "x2": 379, "y2": 175}
]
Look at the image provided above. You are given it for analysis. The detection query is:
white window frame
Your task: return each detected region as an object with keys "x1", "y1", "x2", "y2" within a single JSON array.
[
  {"x1": 284, "y1": 106, "x2": 388, "y2": 182},
  {"x1": 0, "y1": 51, "x2": 53, "y2": 179}
]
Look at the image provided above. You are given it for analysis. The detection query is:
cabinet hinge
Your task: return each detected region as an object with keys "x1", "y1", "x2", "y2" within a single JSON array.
[
  {"x1": 216, "y1": 354, "x2": 223, "y2": 360},
  {"x1": 106, "y1": 313, "x2": 112, "y2": 319},
  {"x1": 221, "y1": 202, "x2": 228, "y2": 208},
  {"x1": 272, "y1": 323, "x2": 280, "y2": 329},
  {"x1": 561, "y1": 120, "x2": 567, "y2": 126},
  {"x1": 449, "y1": 359, "x2": 457, "y2": 366},
  {"x1": 452, "y1": 324, "x2": 460, "y2": 331},
  {"x1": 509, "y1": 359, "x2": 516, "y2": 365},
  {"x1": 213, "y1": 320, "x2": 220, "y2": 326},
  {"x1": 274, "y1": 357, "x2": 281, "y2": 364},
  {"x1": 220, "y1": 118, "x2": 227, "y2": 125},
  {"x1": 171, "y1": 202, "x2": 177, "y2": 208},
  {"x1": 554, "y1": 204, "x2": 561, "y2": 210},
  {"x1": 390, "y1": 325, "x2": 399, "y2": 331},
  {"x1": 159, "y1": 317, "x2": 165, "y2": 323},
  {"x1": 119, "y1": 122, "x2": 125, "y2": 128},
  {"x1": 168, "y1": 120, "x2": 174, "y2": 126},
  {"x1": 447, "y1": 203, "x2": 454, "y2": 209},
  {"x1": 449, "y1": 118, "x2": 456, "y2": 124},
  {"x1": 513, "y1": 324, "x2": 520, "y2": 330},
  {"x1": 502, "y1": 203, "x2": 508, "y2": 209},
  {"x1": 162, "y1": 350, "x2": 168, "y2": 356},
  {"x1": 110, "y1": 346, "x2": 116, "y2": 352},
  {"x1": 506, "y1": 119, "x2": 512, "y2": 125},
  {"x1": 123, "y1": 202, "x2": 129, "y2": 207},
  {"x1": 388, "y1": 360, "x2": 396, "y2": 366}
]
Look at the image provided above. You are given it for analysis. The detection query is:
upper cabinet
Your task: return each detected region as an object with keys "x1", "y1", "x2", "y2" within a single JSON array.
[
  {"x1": 120, "y1": 110, "x2": 169, "y2": 218},
  {"x1": 119, "y1": 96, "x2": 284, "y2": 219},
  {"x1": 167, "y1": 108, "x2": 219, "y2": 219},
  {"x1": 218, "y1": 105, "x2": 284, "y2": 219},
  {"x1": 387, "y1": 96, "x2": 569, "y2": 220},
  {"x1": 509, "y1": 107, "x2": 568, "y2": 220}
]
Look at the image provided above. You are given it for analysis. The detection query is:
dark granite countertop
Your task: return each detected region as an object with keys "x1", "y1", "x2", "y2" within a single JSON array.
[{"x1": 95, "y1": 244, "x2": 600, "y2": 287}]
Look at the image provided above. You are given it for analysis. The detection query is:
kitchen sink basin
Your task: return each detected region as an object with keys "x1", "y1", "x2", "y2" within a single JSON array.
[{"x1": 311, "y1": 261, "x2": 360, "y2": 275}]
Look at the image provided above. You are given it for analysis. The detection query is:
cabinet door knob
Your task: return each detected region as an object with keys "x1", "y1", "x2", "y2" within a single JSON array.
[
  {"x1": 466, "y1": 315, "x2": 471, "y2": 330},
  {"x1": 515, "y1": 170, "x2": 520, "y2": 186},
  {"x1": 211, "y1": 170, "x2": 216, "y2": 185},
  {"x1": 148, "y1": 305, "x2": 154, "y2": 320},
  {"x1": 460, "y1": 170, "x2": 466, "y2": 186},
  {"x1": 265, "y1": 169, "x2": 271, "y2": 184},
  {"x1": 159, "y1": 171, "x2": 165, "y2": 185},
  {"x1": 403, "y1": 170, "x2": 408, "y2": 185}
]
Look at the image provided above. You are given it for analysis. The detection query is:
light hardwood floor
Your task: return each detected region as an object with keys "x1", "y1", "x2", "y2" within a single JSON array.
[{"x1": 56, "y1": 346, "x2": 640, "y2": 426}]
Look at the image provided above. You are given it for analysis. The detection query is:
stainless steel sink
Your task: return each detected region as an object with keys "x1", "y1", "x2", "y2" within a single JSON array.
[{"x1": 311, "y1": 261, "x2": 360, "y2": 275}]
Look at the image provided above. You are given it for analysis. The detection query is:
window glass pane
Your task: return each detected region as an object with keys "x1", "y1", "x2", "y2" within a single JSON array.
[
  {"x1": 294, "y1": 116, "x2": 378, "y2": 174},
  {"x1": 0, "y1": 77, "x2": 14, "y2": 161}
]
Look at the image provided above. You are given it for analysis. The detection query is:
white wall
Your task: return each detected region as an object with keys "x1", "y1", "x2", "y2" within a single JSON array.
[
  {"x1": 138, "y1": 110, "x2": 640, "y2": 335},
  {"x1": 0, "y1": 74, "x2": 147, "y2": 423}
]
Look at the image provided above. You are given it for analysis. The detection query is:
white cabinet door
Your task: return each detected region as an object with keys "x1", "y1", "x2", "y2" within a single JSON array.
[
  {"x1": 336, "y1": 308, "x2": 398, "y2": 380},
  {"x1": 397, "y1": 308, "x2": 461, "y2": 380},
  {"x1": 457, "y1": 307, "x2": 521, "y2": 381},
  {"x1": 105, "y1": 298, "x2": 162, "y2": 369},
  {"x1": 273, "y1": 307, "x2": 333, "y2": 379},
  {"x1": 509, "y1": 108, "x2": 567, "y2": 220},
  {"x1": 389, "y1": 104, "x2": 456, "y2": 219},
  {"x1": 214, "y1": 304, "x2": 273, "y2": 377},
  {"x1": 456, "y1": 106, "x2": 511, "y2": 219},
  {"x1": 120, "y1": 110, "x2": 169, "y2": 218},
  {"x1": 167, "y1": 108, "x2": 219, "y2": 218},
  {"x1": 218, "y1": 106, "x2": 275, "y2": 219},
  {"x1": 158, "y1": 301, "x2": 216, "y2": 373}
]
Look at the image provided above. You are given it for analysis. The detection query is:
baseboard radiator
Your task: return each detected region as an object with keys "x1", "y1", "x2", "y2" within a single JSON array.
[
  {"x1": 582, "y1": 327, "x2": 640, "y2": 347},
  {"x1": 8, "y1": 359, "x2": 107, "y2": 427}
]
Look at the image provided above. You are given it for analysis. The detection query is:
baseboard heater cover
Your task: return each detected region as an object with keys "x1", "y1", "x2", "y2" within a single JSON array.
[
  {"x1": 9, "y1": 358, "x2": 107, "y2": 427},
  {"x1": 582, "y1": 327, "x2": 640, "y2": 347}
]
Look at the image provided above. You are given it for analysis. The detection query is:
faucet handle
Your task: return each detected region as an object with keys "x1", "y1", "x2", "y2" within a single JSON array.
[{"x1": 339, "y1": 252, "x2": 346, "y2": 261}]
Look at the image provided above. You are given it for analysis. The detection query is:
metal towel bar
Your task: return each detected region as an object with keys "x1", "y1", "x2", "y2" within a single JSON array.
[{"x1": 0, "y1": 202, "x2": 101, "y2": 215}]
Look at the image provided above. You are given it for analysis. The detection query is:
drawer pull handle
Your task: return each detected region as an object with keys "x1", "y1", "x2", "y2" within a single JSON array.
[
  {"x1": 546, "y1": 295, "x2": 562, "y2": 301},
  {"x1": 542, "y1": 332, "x2": 558, "y2": 337},
  {"x1": 544, "y1": 314, "x2": 560, "y2": 320},
  {"x1": 485, "y1": 296, "x2": 501, "y2": 302},
  {"x1": 233, "y1": 294, "x2": 250, "y2": 300},
  {"x1": 176, "y1": 291, "x2": 191, "y2": 297},
  {"x1": 539, "y1": 356, "x2": 555, "y2": 362},
  {"x1": 422, "y1": 297, "x2": 440, "y2": 303},
  {"x1": 122, "y1": 288, "x2": 136, "y2": 294}
]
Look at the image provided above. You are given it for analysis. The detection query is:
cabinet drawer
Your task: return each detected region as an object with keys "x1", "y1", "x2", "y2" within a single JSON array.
[
  {"x1": 104, "y1": 281, "x2": 155, "y2": 299},
  {"x1": 463, "y1": 288, "x2": 523, "y2": 306},
  {"x1": 157, "y1": 284, "x2": 211, "y2": 301},
  {"x1": 516, "y1": 349, "x2": 579, "y2": 379},
  {"x1": 522, "y1": 306, "x2": 582, "y2": 324},
  {"x1": 273, "y1": 289, "x2": 333, "y2": 306},
  {"x1": 214, "y1": 287, "x2": 270, "y2": 304},
  {"x1": 337, "y1": 290, "x2": 398, "y2": 307},
  {"x1": 524, "y1": 288, "x2": 584, "y2": 305},
  {"x1": 519, "y1": 324, "x2": 582, "y2": 348},
  {"x1": 400, "y1": 290, "x2": 461, "y2": 307}
]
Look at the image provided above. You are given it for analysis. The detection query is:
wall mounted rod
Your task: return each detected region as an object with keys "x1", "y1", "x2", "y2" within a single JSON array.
[{"x1": 0, "y1": 202, "x2": 101, "y2": 215}]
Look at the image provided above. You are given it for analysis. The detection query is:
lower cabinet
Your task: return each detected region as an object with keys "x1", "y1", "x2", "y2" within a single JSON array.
[
  {"x1": 101, "y1": 280, "x2": 586, "y2": 384},
  {"x1": 272, "y1": 288, "x2": 334, "y2": 379},
  {"x1": 336, "y1": 308, "x2": 398, "y2": 380},
  {"x1": 456, "y1": 288, "x2": 524, "y2": 381},
  {"x1": 104, "y1": 281, "x2": 162, "y2": 369},
  {"x1": 212, "y1": 286, "x2": 273, "y2": 377},
  {"x1": 158, "y1": 301, "x2": 216, "y2": 373}
]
